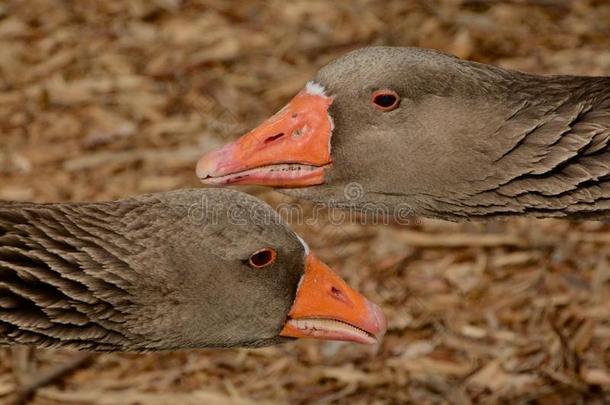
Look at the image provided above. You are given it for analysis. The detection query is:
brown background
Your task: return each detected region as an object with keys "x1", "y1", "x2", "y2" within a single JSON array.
[{"x1": 1, "y1": 0, "x2": 610, "y2": 403}]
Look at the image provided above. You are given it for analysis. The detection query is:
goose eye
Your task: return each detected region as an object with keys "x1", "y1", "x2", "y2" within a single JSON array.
[
  {"x1": 371, "y1": 89, "x2": 400, "y2": 111},
  {"x1": 248, "y1": 248, "x2": 277, "y2": 269}
]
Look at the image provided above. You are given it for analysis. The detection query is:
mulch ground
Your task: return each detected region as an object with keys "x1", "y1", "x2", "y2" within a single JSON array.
[{"x1": 1, "y1": 1, "x2": 609, "y2": 403}]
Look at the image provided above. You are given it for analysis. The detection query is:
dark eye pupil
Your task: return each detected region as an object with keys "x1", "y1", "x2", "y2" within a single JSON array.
[
  {"x1": 250, "y1": 250, "x2": 273, "y2": 267},
  {"x1": 374, "y1": 94, "x2": 396, "y2": 107}
]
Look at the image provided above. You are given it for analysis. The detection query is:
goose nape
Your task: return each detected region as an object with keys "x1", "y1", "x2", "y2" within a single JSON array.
[{"x1": 0, "y1": 189, "x2": 386, "y2": 351}]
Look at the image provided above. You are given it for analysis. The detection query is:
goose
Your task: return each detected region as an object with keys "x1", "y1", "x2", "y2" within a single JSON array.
[
  {"x1": 0, "y1": 189, "x2": 385, "y2": 351},
  {"x1": 197, "y1": 47, "x2": 610, "y2": 221}
]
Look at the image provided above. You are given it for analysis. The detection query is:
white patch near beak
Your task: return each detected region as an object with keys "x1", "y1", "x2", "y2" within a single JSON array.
[
  {"x1": 305, "y1": 81, "x2": 328, "y2": 97},
  {"x1": 296, "y1": 234, "x2": 311, "y2": 256}
]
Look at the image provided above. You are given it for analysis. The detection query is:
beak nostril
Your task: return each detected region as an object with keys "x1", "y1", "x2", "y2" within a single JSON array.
[
  {"x1": 264, "y1": 133, "x2": 285, "y2": 144},
  {"x1": 330, "y1": 286, "x2": 349, "y2": 304}
]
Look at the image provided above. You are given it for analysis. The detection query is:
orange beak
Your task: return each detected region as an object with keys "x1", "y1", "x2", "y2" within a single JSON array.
[
  {"x1": 197, "y1": 85, "x2": 334, "y2": 187},
  {"x1": 280, "y1": 254, "x2": 386, "y2": 345}
]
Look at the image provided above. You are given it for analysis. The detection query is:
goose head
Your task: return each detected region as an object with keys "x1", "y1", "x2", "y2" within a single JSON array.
[
  {"x1": 0, "y1": 189, "x2": 386, "y2": 350},
  {"x1": 197, "y1": 47, "x2": 610, "y2": 220}
]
